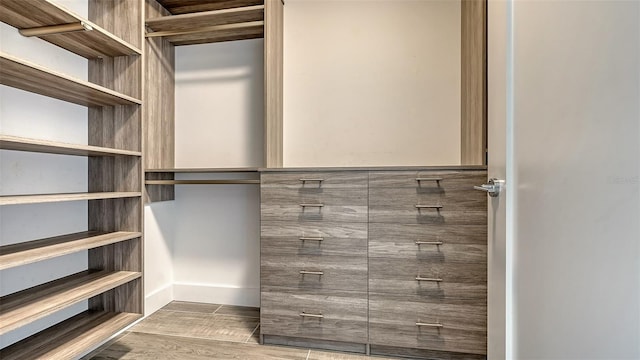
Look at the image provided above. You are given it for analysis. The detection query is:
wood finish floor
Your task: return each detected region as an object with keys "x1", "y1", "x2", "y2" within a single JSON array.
[{"x1": 86, "y1": 301, "x2": 401, "y2": 360}]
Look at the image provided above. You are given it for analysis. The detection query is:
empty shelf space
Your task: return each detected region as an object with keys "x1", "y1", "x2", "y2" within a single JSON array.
[
  {"x1": 0, "y1": 270, "x2": 141, "y2": 335},
  {"x1": 157, "y1": 0, "x2": 264, "y2": 15},
  {"x1": 0, "y1": 0, "x2": 140, "y2": 58},
  {"x1": 146, "y1": 179, "x2": 260, "y2": 185},
  {"x1": 0, "y1": 192, "x2": 142, "y2": 206},
  {"x1": 0, "y1": 135, "x2": 142, "y2": 157},
  {"x1": 0, "y1": 53, "x2": 142, "y2": 107},
  {"x1": 145, "y1": 167, "x2": 260, "y2": 173},
  {"x1": 146, "y1": 4, "x2": 264, "y2": 45},
  {"x1": 0, "y1": 231, "x2": 142, "y2": 271},
  {"x1": 0, "y1": 310, "x2": 142, "y2": 360}
]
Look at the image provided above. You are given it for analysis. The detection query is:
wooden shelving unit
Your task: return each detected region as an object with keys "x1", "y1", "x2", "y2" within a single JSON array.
[
  {"x1": 0, "y1": 53, "x2": 141, "y2": 107},
  {"x1": 0, "y1": 311, "x2": 142, "y2": 360},
  {"x1": 0, "y1": 0, "x2": 145, "y2": 357},
  {"x1": 146, "y1": 5, "x2": 264, "y2": 45},
  {"x1": 0, "y1": 231, "x2": 142, "y2": 271},
  {"x1": 0, "y1": 0, "x2": 141, "y2": 59},
  {"x1": 146, "y1": 179, "x2": 260, "y2": 185},
  {"x1": 146, "y1": 167, "x2": 259, "y2": 172},
  {"x1": 0, "y1": 135, "x2": 142, "y2": 157},
  {"x1": 0, "y1": 270, "x2": 141, "y2": 335},
  {"x1": 0, "y1": 192, "x2": 142, "y2": 206}
]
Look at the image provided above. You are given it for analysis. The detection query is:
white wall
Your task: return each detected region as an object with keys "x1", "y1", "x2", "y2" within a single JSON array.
[
  {"x1": 0, "y1": 0, "x2": 89, "y2": 348},
  {"x1": 510, "y1": 1, "x2": 640, "y2": 358},
  {"x1": 283, "y1": 0, "x2": 461, "y2": 167}
]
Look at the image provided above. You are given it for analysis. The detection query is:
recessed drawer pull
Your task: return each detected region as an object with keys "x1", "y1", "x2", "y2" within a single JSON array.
[
  {"x1": 300, "y1": 237, "x2": 324, "y2": 241},
  {"x1": 300, "y1": 203, "x2": 324, "y2": 208},
  {"x1": 300, "y1": 312, "x2": 324, "y2": 319},
  {"x1": 415, "y1": 241, "x2": 444, "y2": 246},
  {"x1": 300, "y1": 178, "x2": 324, "y2": 183},
  {"x1": 415, "y1": 276, "x2": 443, "y2": 282},
  {"x1": 415, "y1": 205, "x2": 443, "y2": 210},
  {"x1": 416, "y1": 322, "x2": 443, "y2": 328},
  {"x1": 299, "y1": 270, "x2": 324, "y2": 275},
  {"x1": 415, "y1": 177, "x2": 443, "y2": 183}
]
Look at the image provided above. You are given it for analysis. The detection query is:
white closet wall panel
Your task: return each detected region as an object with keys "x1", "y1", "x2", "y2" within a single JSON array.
[{"x1": 283, "y1": 0, "x2": 462, "y2": 167}]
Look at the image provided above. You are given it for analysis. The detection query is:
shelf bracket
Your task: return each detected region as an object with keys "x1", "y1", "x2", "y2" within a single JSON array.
[{"x1": 19, "y1": 22, "x2": 93, "y2": 37}]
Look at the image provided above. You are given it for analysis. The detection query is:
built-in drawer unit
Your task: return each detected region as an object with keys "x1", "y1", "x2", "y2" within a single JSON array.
[{"x1": 260, "y1": 168, "x2": 487, "y2": 358}]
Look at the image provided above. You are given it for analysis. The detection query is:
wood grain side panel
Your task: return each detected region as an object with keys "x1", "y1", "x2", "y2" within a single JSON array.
[
  {"x1": 90, "y1": 0, "x2": 143, "y2": 49},
  {"x1": 264, "y1": 0, "x2": 283, "y2": 167},
  {"x1": 369, "y1": 296, "x2": 486, "y2": 355},
  {"x1": 461, "y1": 0, "x2": 487, "y2": 165},
  {"x1": 261, "y1": 288, "x2": 368, "y2": 344}
]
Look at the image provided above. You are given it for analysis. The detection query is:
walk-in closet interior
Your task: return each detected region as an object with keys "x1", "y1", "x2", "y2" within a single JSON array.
[{"x1": 0, "y1": 0, "x2": 488, "y2": 358}]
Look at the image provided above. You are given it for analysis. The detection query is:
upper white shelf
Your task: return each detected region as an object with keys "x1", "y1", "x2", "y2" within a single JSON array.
[
  {"x1": 0, "y1": 53, "x2": 142, "y2": 107},
  {"x1": 146, "y1": 5, "x2": 264, "y2": 46},
  {"x1": 0, "y1": 0, "x2": 141, "y2": 58}
]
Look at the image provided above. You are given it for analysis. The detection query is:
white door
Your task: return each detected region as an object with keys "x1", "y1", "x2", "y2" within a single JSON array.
[{"x1": 487, "y1": 1, "x2": 640, "y2": 359}]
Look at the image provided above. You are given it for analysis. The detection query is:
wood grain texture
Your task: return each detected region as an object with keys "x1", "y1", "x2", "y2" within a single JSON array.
[
  {"x1": 0, "y1": 270, "x2": 140, "y2": 335},
  {"x1": 261, "y1": 172, "x2": 368, "y2": 189},
  {"x1": 0, "y1": 311, "x2": 141, "y2": 360},
  {"x1": 146, "y1": 167, "x2": 259, "y2": 172},
  {"x1": 264, "y1": 0, "x2": 283, "y2": 167},
  {"x1": 160, "y1": 22, "x2": 264, "y2": 45},
  {"x1": 261, "y1": 204, "x2": 368, "y2": 223},
  {"x1": 0, "y1": 0, "x2": 141, "y2": 58},
  {"x1": 0, "y1": 135, "x2": 142, "y2": 157},
  {"x1": 264, "y1": 335, "x2": 367, "y2": 355},
  {"x1": 261, "y1": 221, "x2": 367, "y2": 257},
  {"x1": 157, "y1": 0, "x2": 264, "y2": 14},
  {"x1": 89, "y1": 0, "x2": 143, "y2": 50},
  {"x1": 261, "y1": 253, "x2": 367, "y2": 292},
  {"x1": 369, "y1": 296, "x2": 486, "y2": 355},
  {"x1": 370, "y1": 344, "x2": 486, "y2": 360},
  {"x1": 0, "y1": 192, "x2": 141, "y2": 206},
  {"x1": 0, "y1": 231, "x2": 141, "y2": 271},
  {"x1": 0, "y1": 53, "x2": 142, "y2": 107},
  {"x1": 146, "y1": 5, "x2": 264, "y2": 31},
  {"x1": 261, "y1": 288, "x2": 368, "y2": 344},
  {"x1": 144, "y1": 172, "x2": 175, "y2": 202},
  {"x1": 369, "y1": 223, "x2": 487, "y2": 250},
  {"x1": 368, "y1": 170, "x2": 487, "y2": 188},
  {"x1": 261, "y1": 166, "x2": 487, "y2": 173},
  {"x1": 461, "y1": 0, "x2": 487, "y2": 165}
]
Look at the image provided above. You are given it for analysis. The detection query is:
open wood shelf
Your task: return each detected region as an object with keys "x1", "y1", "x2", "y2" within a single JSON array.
[
  {"x1": 146, "y1": 5, "x2": 264, "y2": 45},
  {"x1": 0, "y1": 192, "x2": 142, "y2": 206},
  {"x1": 0, "y1": 310, "x2": 142, "y2": 360},
  {"x1": 0, "y1": 53, "x2": 142, "y2": 107},
  {"x1": 0, "y1": 135, "x2": 142, "y2": 157},
  {"x1": 0, "y1": 270, "x2": 141, "y2": 336},
  {"x1": 0, "y1": 231, "x2": 142, "y2": 271},
  {"x1": 157, "y1": 0, "x2": 264, "y2": 15},
  {"x1": 146, "y1": 179, "x2": 260, "y2": 185},
  {"x1": 0, "y1": 0, "x2": 141, "y2": 58},
  {"x1": 146, "y1": 167, "x2": 259, "y2": 173}
]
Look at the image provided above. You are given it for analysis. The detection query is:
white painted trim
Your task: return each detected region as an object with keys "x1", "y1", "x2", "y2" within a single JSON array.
[
  {"x1": 145, "y1": 283, "x2": 174, "y2": 317},
  {"x1": 173, "y1": 283, "x2": 260, "y2": 308}
]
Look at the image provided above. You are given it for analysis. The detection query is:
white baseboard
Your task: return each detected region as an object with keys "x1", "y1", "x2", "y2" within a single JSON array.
[
  {"x1": 145, "y1": 283, "x2": 174, "y2": 316},
  {"x1": 173, "y1": 283, "x2": 259, "y2": 307}
]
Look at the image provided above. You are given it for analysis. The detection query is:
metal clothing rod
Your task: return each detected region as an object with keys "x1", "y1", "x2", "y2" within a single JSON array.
[
  {"x1": 20, "y1": 22, "x2": 93, "y2": 37},
  {"x1": 146, "y1": 21, "x2": 264, "y2": 38},
  {"x1": 145, "y1": 180, "x2": 260, "y2": 185}
]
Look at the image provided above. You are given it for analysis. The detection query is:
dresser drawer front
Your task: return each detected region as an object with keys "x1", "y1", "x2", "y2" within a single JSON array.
[
  {"x1": 369, "y1": 297, "x2": 486, "y2": 355},
  {"x1": 369, "y1": 223, "x2": 486, "y2": 259},
  {"x1": 261, "y1": 172, "x2": 368, "y2": 189},
  {"x1": 369, "y1": 187, "x2": 486, "y2": 212},
  {"x1": 368, "y1": 206, "x2": 486, "y2": 225},
  {"x1": 369, "y1": 257, "x2": 486, "y2": 298},
  {"x1": 262, "y1": 221, "x2": 367, "y2": 257},
  {"x1": 261, "y1": 204, "x2": 368, "y2": 223},
  {"x1": 369, "y1": 171, "x2": 486, "y2": 189},
  {"x1": 261, "y1": 254, "x2": 367, "y2": 292},
  {"x1": 261, "y1": 289, "x2": 368, "y2": 344},
  {"x1": 261, "y1": 187, "x2": 368, "y2": 207}
]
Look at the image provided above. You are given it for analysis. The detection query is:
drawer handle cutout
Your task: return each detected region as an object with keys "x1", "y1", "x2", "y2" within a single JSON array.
[
  {"x1": 416, "y1": 178, "x2": 443, "y2": 183},
  {"x1": 300, "y1": 270, "x2": 324, "y2": 276},
  {"x1": 416, "y1": 277, "x2": 443, "y2": 282},
  {"x1": 415, "y1": 205, "x2": 442, "y2": 210},
  {"x1": 300, "y1": 178, "x2": 324, "y2": 183},
  {"x1": 300, "y1": 203, "x2": 324, "y2": 208},
  {"x1": 300, "y1": 312, "x2": 324, "y2": 319},
  {"x1": 415, "y1": 241, "x2": 444, "y2": 246},
  {"x1": 416, "y1": 322, "x2": 443, "y2": 328},
  {"x1": 300, "y1": 237, "x2": 324, "y2": 241}
]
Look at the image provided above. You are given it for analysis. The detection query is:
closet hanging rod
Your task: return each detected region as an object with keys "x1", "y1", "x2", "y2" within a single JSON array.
[
  {"x1": 20, "y1": 22, "x2": 93, "y2": 37},
  {"x1": 145, "y1": 180, "x2": 260, "y2": 185},
  {"x1": 145, "y1": 21, "x2": 264, "y2": 39}
]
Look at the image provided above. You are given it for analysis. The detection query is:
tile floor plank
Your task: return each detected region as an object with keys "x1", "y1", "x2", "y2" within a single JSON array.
[
  {"x1": 215, "y1": 305, "x2": 260, "y2": 318},
  {"x1": 161, "y1": 301, "x2": 221, "y2": 313}
]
